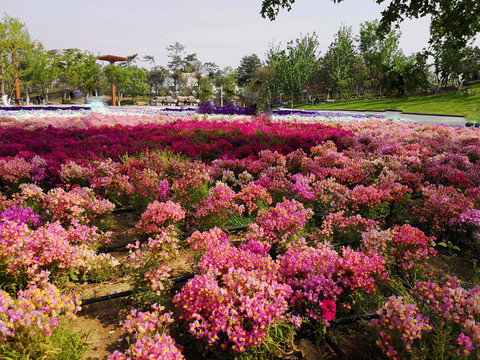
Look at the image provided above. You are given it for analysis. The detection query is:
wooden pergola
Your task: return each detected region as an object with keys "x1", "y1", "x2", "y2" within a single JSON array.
[{"x1": 98, "y1": 55, "x2": 128, "y2": 106}]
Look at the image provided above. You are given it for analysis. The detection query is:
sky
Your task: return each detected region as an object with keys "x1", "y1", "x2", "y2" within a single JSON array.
[{"x1": 2, "y1": 0, "x2": 479, "y2": 69}]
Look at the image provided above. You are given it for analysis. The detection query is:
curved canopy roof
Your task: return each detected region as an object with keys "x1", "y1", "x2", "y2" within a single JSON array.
[{"x1": 98, "y1": 55, "x2": 128, "y2": 63}]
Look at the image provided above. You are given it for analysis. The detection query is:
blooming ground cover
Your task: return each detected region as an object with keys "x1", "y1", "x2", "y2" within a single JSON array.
[{"x1": 0, "y1": 107, "x2": 479, "y2": 359}]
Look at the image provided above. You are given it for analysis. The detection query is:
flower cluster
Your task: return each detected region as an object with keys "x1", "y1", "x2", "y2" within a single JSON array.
[
  {"x1": 372, "y1": 278, "x2": 480, "y2": 358},
  {"x1": 196, "y1": 241, "x2": 279, "y2": 278},
  {"x1": 43, "y1": 187, "x2": 115, "y2": 225},
  {"x1": 0, "y1": 219, "x2": 115, "y2": 279},
  {"x1": 126, "y1": 226, "x2": 179, "y2": 296},
  {"x1": 413, "y1": 278, "x2": 480, "y2": 356},
  {"x1": 16, "y1": 185, "x2": 115, "y2": 226},
  {"x1": 198, "y1": 99, "x2": 256, "y2": 115},
  {"x1": 130, "y1": 169, "x2": 171, "y2": 206},
  {"x1": 235, "y1": 183, "x2": 272, "y2": 214},
  {"x1": 123, "y1": 304, "x2": 174, "y2": 340},
  {"x1": 389, "y1": 225, "x2": 437, "y2": 273},
  {"x1": 277, "y1": 243, "x2": 341, "y2": 322},
  {"x1": 194, "y1": 183, "x2": 244, "y2": 227},
  {"x1": 247, "y1": 198, "x2": 313, "y2": 247},
  {"x1": 186, "y1": 227, "x2": 229, "y2": 251},
  {"x1": 109, "y1": 304, "x2": 183, "y2": 360},
  {"x1": 173, "y1": 268, "x2": 292, "y2": 352},
  {"x1": 0, "y1": 205, "x2": 41, "y2": 228},
  {"x1": 317, "y1": 211, "x2": 379, "y2": 244},
  {"x1": 361, "y1": 225, "x2": 437, "y2": 275},
  {"x1": 0, "y1": 155, "x2": 46, "y2": 188},
  {"x1": 291, "y1": 173, "x2": 316, "y2": 201},
  {"x1": 278, "y1": 242, "x2": 388, "y2": 322},
  {"x1": 448, "y1": 209, "x2": 480, "y2": 243},
  {"x1": 136, "y1": 201, "x2": 185, "y2": 235},
  {"x1": 169, "y1": 161, "x2": 213, "y2": 202},
  {"x1": 88, "y1": 158, "x2": 135, "y2": 200},
  {"x1": 108, "y1": 333, "x2": 184, "y2": 360},
  {"x1": 371, "y1": 296, "x2": 432, "y2": 360},
  {"x1": 0, "y1": 271, "x2": 81, "y2": 340},
  {"x1": 416, "y1": 184, "x2": 474, "y2": 239},
  {"x1": 311, "y1": 178, "x2": 350, "y2": 215}
]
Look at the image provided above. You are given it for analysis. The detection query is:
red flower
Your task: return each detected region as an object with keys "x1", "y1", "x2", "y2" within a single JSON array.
[{"x1": 320, "y1": 299, "x2": 336, "y2": 321}]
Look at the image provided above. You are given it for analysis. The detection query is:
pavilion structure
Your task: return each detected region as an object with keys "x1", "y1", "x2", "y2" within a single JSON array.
[{"x1": 98, "y1": 55, "x2": 128, "y2": 106}]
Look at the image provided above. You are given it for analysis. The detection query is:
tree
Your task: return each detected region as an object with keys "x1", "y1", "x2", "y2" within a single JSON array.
[
  {"x1": 196, "y1": 76, "x2": 215, "y2": 101},
  {"x1": 0, "y1": 13, "x2": 33, "y2": 97},
  {"x1": 431, "y1": 39, "x2": 468, "y2": 89},
  {"x1": 104, "y1": 65, "x2": 148, "y2": 104},
  {"x1": 267, "y1": 33, "x2": 320, "y2": 105},
  {"x1": 143, "y1": 55, "x2": 169, "y2": 95},
  {"x1": 217, "y1": 67, "x2": 238, "y2": 100},
  {"x1": 323, "y1": 25, "x2": 356, "y2": 100},
  {"x1": 260, "y1": 0, "x2": 480, "y2": 50},
  {"x1": 402, "y1": 52, "x2": 431, "y2": 95},
  {"x1": 125, "y1": 66, "x2": 149, "y2": 102},
  {"x1": 358, "y1": 20, "x2": 404, "y2": 95},
  {"x1": 18, "y1": 42, "x2": 59, "y2": 102},
  {"x1": 147, "y1": 66, "x2": 169, "y2": 95},
  {"x1": 245, "y1": 65, "x2": 277, "y2": 109},
  {"x1": 237, "y1": 54, "x2": 262, "y2": 86},
  {"x1": 143, "y1": 55, "x2": 157, "y2": 69},
  {"x1": 166, "y1": 42, "x2": 186, "y2": 91},
  {"x1": 459, "y1": 46, "x2": 480, "y2": 81},
  {"x1": 184, "y1": 53, "x2": 202, "y2": 73},
  {"x1": 57, "y1": 49, "x2": 101, "y2": 97},
  {"x1": 124, "y1": 53, "x2": 138, "y2": 66},
  {"x1": 203, "y1": 62, "x2": 220, "y2": 79}
]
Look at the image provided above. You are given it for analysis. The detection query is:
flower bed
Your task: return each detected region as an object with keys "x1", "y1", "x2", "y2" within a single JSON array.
[
  {"x1": 0, "y1": 105, "x2": 390, "y2": 126},
  {"x1": 0, "y1": 110, "x2": 479, "y2": 358}
]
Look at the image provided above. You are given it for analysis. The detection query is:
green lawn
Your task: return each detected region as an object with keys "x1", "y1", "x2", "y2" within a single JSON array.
[{"x1": 298, "y1": 81, "x2": 480, "y2": 122}]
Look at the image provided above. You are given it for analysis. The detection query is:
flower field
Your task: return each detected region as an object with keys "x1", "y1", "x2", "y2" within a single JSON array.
[{"x1": 0, "y1": 107, "x2": 479, "y2": 359}]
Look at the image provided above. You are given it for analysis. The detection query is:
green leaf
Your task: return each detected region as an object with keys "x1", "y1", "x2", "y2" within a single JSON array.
[{"x1": 69, "y1": 269, "x2": 79, "y2": 281}]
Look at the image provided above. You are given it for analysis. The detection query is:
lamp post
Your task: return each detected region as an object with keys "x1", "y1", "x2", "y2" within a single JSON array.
[
  {"x1": 220, "y1": 84, "x2": 223, "y2": 107},
  {"x1": 12, "y1": 51, "x2": 21, "y2": 105},
  {"x1": 98, "y1": 55, "x2": 128, "y2": 106}
]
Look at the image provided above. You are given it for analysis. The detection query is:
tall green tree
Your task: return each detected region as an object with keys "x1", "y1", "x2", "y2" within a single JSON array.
[
  {"x1": 245, "y1": 65, "x2": 277, "y2": 110},
  {"x1": 166, "y1": 42, "x2": 186, "y2": 91},
  {"x1": 57, "y1": 49, "x2": 101, "y2": 97},
  {"x1": 147, "y1": 66, "x2": 169, "y2": 95},
  {"x1": 29, "y1": 47, "x2": 58, "y2": 100},
  {"x1": 267, "y1": 33, "x2": 320, "y2": 105},
  {"x1": 402, "y1": 51, "x2": 431, "y2": 95},
  {"x1": 217, "y1": 66, "x2": 238, "y2": 100},
  {"x1": 323, "y1": 25, "x2": 356, "y2": 100},
  {"x1": 358, "y1": 20, "x2": 403, "y2": 95},
  {"x1": 18, "y1": 42, "x2": 59, "y2": 102},
  {"x1": 237, "y1": 54, "x2": 262, "y2": 86},
  {"x1": 431, "y1": 39, "x2": 468, "y2": 89},
  {"x1": 196, "y1": 76, "x2": 215, "y2": 101},
  {"x1": 203, "y1": 62, "x2": 220, "y2": 79},
  {"x1": 0, "y1": 13, "x2": 33, "y2": 97},
  {"x1": 143, "y1": 55, "x2": 157, "y2": 69},
  {"x1": 184, "y1": 53, "x2": 202, "y2": 73},
  {"x1": 459, "y1": 46, "x2": 480, "y2": 81},
  {"x1": 125, "y1": 66, "x2": 149, "y2": 102},
  {"x1": 104, "y1": 65, "x2": 148, "y2": 104}
]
